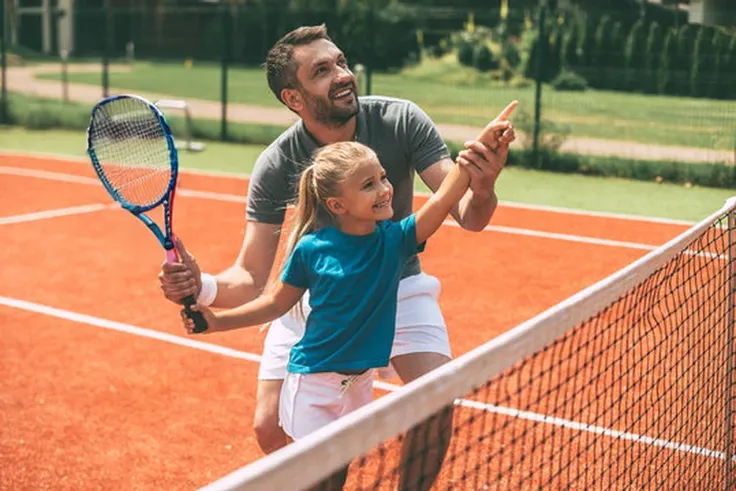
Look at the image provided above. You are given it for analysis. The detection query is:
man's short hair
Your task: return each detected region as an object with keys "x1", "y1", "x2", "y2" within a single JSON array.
[{"x1": 265, "y1": 24, "x2": 333, "y2": 105}]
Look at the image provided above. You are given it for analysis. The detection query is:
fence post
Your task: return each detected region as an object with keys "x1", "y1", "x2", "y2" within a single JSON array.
[
  {"x1": 532, "y1": 0, "x2": 547, "y2": 167},
  {"x1": 102, "y1": 1, "x2": 111, "y2": 98},
  {"x1": 220, "y1": 1, "x2": 231, "y2": 142},
  {"x1": 0, "y1": 0, "x2": 7, "y2": 124},
  {"x1": 365, "y1": 5, "x2": 374, "y2": 96},
  {"x1": 61, "y1": 49, "x2": 68, "y2": 102}
]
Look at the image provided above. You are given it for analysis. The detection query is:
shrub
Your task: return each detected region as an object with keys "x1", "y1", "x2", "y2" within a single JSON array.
[
  {"x1": 472, "y1": 44, "x2": 497, "y2": 72},
  {"x1": 457, "y1": 40, "x2": 475, "y2": 67},
  {"x1": 502, "y1": 41, "x2": 522, "y2": 69},
  {"x1": 551, "y1": 70, "x2": 588, "y2": 91}
]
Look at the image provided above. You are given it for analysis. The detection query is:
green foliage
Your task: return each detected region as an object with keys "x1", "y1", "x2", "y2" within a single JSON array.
[
  {"x1": 472, "y1": 44, "x2": 497, "y2": 72},
  {"x1": 590, "y1": 15, "x2": 611, "y2": 89},
  {"x1": 709, "y1": 29, "x2": 731, "y2": 99},
  {"x1": 623, "y1": 18, "x2": 647, "y2": 92},
  {"x1": 551, "y1": 69, "x2": 588, "y2": 92},
  {"x1": 643, "y1": 22, "x2": 663, "y2": 94},
  {"x1": 457, "y1": 40, "x2": 475, "y2": 67},
  {"x1": 547, "y1": 24, "x2": 564, "y2": 82},
  {"x1": 607, "y1": 21, "x2": 626, "y2": 90},
  {"x1": 657, "y1": 28, "x2": 675, "y2": 95},
  {"x1": 505, "y1": 148, "x2": 736, "y2": 189},
  {"x1": 502, "y1": 41, "x2": 522, "y2": 69},
  {"x1": 674, "y1": 24, "x2": 697, "y2": 95},
  {"x1": 690, "y1": 26, "x2": 710, "y2": 98}
]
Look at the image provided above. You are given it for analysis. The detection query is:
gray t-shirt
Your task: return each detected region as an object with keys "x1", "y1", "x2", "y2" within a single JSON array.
[{"x1": 246, "y1": 95, "x2": 450, "y2": 278}]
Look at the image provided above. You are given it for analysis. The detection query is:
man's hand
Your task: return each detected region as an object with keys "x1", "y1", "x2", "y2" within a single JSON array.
[{"x1": 159, "y1": 237, "x2": 202, "y2": 304}]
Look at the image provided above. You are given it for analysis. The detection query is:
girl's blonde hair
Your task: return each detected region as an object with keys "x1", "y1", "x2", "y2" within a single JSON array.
[{"x1": 282, "y1": 140, "x2": 377, "y2": 320}]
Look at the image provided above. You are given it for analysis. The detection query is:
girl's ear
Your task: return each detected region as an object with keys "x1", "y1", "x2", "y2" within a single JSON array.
[{"x1": 325, "y1": 197, "x2": 346, "y2": 215}]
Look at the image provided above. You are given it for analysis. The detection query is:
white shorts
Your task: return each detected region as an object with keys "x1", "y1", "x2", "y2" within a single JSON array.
[
  {"x1": 279, "y1": 370, "x2": 374, "y2": 440},
  {"x1": 258, "y1": 272, "x2": 451, "y2": 381}
]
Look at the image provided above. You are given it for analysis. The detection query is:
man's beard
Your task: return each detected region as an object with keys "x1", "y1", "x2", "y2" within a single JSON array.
[{"x1": 303, "y1": 90, "x2": 359, "y2": 127}]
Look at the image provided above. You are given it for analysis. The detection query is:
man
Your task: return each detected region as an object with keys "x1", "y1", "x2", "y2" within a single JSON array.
[{"x1": 160, "y1": 24, "x2": 516, "y2": 489}]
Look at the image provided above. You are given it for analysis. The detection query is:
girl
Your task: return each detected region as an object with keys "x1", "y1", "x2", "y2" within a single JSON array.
[{"x1": 183, "y1": 139, "x2": 487, "y2": 488}]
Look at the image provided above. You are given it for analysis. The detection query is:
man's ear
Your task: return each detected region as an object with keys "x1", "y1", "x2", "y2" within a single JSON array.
[
  {"x1": 325, "y1": 197, "x2": 346, "y2": 216},
  {"x1": 281, "y1": 88, "x2": 303, "y2": 112}
]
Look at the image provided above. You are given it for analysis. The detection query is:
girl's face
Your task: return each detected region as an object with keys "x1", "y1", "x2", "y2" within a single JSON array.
[{"x1": 326, "y1": 157, "x2": 394, "y2": 229}]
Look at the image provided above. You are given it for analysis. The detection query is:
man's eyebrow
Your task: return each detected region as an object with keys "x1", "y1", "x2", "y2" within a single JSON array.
[{"x1": 309, "y1": 59, "x2": 329, "y2": 71}]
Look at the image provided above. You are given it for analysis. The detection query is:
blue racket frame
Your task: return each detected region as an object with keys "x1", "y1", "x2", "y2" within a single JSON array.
[
  {"x1": 85, "y1": 94, "x2": 209, "y2": 333},
  {"x1": 86, "y1": 94, "x2": 180, "y2": 252}
]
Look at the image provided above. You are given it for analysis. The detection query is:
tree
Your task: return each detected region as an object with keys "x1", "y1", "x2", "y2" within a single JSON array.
[{"x1": 643, "y1": 22, "x2": 663, "y2": 94}]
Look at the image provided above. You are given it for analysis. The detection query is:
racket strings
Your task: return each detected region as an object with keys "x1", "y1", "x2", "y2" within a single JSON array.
[{"x1": 90, "y1": 98, "x2": 173, "y2": 208}]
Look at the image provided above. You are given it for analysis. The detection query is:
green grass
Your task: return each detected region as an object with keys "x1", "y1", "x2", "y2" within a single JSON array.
[
  {"x1": 1, "y1": 127, "x2": 731, "y2": 222},
  {"x1": 0, "y1": 127, "x2": 267, "y2": 174},
  {"x1": 36, "y1": 57, "x2": 736, "y2": 151}
]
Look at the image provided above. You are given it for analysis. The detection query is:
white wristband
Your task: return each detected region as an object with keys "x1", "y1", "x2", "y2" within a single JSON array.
[{"x1": 196, "y1": 273, "x2": 218, "y2": 307}]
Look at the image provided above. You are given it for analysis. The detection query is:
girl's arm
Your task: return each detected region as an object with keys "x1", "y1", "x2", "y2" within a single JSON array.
[
  {"x1": 187, "y1": 281, "x2": 305, "y2": 334},
  {"x1": 414, "y1": 162, "x2": 471, "y2": 245}
]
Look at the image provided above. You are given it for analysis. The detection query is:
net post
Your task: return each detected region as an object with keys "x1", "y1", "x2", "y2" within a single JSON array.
[{"x1": 727, "y1": 197, "x2": 736, "y2": 490}]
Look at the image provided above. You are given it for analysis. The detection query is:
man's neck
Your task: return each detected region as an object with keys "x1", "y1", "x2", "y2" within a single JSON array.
[{"x1": 303, "y1": 117, "x2": 357, "y2": 146}]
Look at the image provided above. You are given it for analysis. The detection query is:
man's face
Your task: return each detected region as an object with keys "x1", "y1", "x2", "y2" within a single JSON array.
[{"x1": 290, "y1": 39, "x2": 359, "y2": 126}]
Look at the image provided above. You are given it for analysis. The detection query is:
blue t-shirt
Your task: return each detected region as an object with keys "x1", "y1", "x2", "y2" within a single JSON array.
[{"x1": 280, "y1": 214, "x2": 425, "y2": 374}]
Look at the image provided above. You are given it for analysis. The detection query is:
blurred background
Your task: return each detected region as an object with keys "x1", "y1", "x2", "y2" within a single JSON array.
[{"x1": 1, "y1": 0, "x2": 735, "y2": 195}]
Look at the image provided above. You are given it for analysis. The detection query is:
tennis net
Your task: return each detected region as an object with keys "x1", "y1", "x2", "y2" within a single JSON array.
[{"x1": 203, "y1": 197, "x2": 736, "y2": 491}]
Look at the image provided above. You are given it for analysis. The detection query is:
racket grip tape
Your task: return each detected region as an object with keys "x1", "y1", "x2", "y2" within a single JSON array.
[{"x1": 181, "y1": 294, "x2": 209, "y2": 333}]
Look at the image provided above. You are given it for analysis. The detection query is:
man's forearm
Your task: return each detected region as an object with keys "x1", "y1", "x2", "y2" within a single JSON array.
[
  {"x1": 210, "y1": 265, "x2": 267, "y2": 309},
  {"x1": 456, "y1": 189, "x2": 498, "y2": 232}
]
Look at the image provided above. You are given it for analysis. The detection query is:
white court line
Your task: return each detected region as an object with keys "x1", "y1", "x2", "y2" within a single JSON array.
[
  {"x1": 0, "y1": 165, "x2": 99, "y2": 184},
  {"x1": 444, "y1": 221, "x2": 659, "y2": 251},
  {"x1": 0, "y1": 203, "x2": 117, "y2": 225},
  {"x1": 0, "y1": 149, "x2": 697, "y2": 226},
  {"x1": 0, "y1": 294, "x2": 725, "y2": 463},
  {"x1": 0, "y1": 166, "x2": 663, "y2": 251},
  {"x1": 0, "y1": 296, "x2": 261, "y2": 363}
]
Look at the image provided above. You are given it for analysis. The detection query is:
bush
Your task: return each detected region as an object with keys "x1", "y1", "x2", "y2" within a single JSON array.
[
  {"x1": 551, "y1": 70, "x2": 588, "y2": 91},
  {"x1": 472, "y1": 44, "x2": 497, "y2": 72},
  {"x1": 505, "y1": 147, "x2": 736, "y2": 189},
  {"x1": 502, "y1": 41, "x2": 522, "y2": 69},
  {"x1": 457, "y1": 40, "x2": 475, "y2": 67}
]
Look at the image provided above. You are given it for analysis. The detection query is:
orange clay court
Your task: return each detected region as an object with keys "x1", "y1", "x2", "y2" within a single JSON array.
[{"x1": 0, "y1": 153, "x2": 692, "y2": 490}]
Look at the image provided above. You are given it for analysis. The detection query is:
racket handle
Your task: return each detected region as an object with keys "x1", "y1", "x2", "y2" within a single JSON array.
[{"x1": 181, "y1": 294, "x2": 209, "y2": 333}]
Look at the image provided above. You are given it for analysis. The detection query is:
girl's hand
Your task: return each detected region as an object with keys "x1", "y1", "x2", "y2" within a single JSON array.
[{"x1": 181, "y1": 304, "x2": 218, "y2": 334}]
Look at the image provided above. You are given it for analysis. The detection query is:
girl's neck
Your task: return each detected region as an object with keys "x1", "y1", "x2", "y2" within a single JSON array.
[{"x1": 335, "y1": 216, "x2": 377, "y2": 236}]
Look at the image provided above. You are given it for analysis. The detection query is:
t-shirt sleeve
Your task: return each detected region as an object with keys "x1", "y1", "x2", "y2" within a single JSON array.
[
  {"x1": 280, "y1": 240, "x2": 310, "y2": 289},
  {"x1": 393, "y1": 214, "x2": 426, "y2": 258},
  {"x1": 245, "y1": 150, "x2": 295, "y2": 225},
  {"x1": 404, "y1": 101, "x2": 451, "y2": 173}
]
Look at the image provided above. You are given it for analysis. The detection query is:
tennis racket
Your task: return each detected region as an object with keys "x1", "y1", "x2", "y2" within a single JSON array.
[{"x1": 86, "y1": 94, "x2": 209, "y2": 333}]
